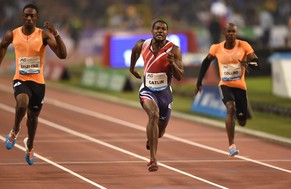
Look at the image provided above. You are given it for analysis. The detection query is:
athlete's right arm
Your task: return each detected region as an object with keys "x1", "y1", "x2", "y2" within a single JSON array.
[
  {"x1": 195, "y1": 53, "x2": 215, "y2": 94},
  {"x1": 0, "y1": 30, "x2": 13, "y2": 66},
  {"x1": 129, "y1": 39, "x2": 144, "y2": 79}
]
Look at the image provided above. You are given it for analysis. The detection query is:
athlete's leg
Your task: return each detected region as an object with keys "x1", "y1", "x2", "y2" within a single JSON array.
[
  {"x1": 142, "y1": 100, "x2": 159, "y2": 162},
  {"x1": 235, "y1": 89, "x2": 248, "y2": 127},
  {"x1": 225, "y1": 101, "x2": 236, "y2": 146},
  {"x1": 26, "y1": 109, "x2": 40, "y2": 150},
  {"x1": 13, "y1": 93, "x2": 29, "y2": 134},
  {"x1": 158, "y1": 120, "x2": 168, "y2": 138}
]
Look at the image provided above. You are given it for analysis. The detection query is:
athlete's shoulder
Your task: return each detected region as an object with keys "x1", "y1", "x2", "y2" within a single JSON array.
[
  {"x1": 141, "y1": 38, "x2": 151, "y2": 49},
  {"x1": 35, "y1": 27, "x2": 43, "y2": 32},
  {"x1": 237, "y1": 39, "x2": 253, "y2": 52},
  {"x1": 209, "y1": 42, "x2": 221, "y2": 52},
  {"x1": 237, "y1": 39, "x2": 251, "y2": 46}
]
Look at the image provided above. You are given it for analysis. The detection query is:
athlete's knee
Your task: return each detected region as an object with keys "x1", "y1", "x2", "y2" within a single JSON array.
[
  {"x1": 16, "y1": 104, "x2": 27, "y2": 116},
  {"x1": 148, "y1": 110, "x2": 159, "y2": 122},
  {"x1": 27, "y1": 110, "x2": 40, "y2": 120},
  {"x1": 16, "y1": 94, "x2": 29, "y2": 110},
  {"x1": 225, "y1": 102, "x2": 235, "y2": 115}
]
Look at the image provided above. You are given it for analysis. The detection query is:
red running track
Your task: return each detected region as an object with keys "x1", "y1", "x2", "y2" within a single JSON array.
[{"x1": 0, "y1": 76, "x2": 291, "y2": 189}]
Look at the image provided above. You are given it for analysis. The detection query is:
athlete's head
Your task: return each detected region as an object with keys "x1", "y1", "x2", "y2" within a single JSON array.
[
  {"x1": 22, "y1": 4, "x2": 39, "y2": 28},
  {"x1": 223, "y1": 23, "x2": 237, "y2": 43},
  {"x1": 151, "y1": 20, "x2": 168, "y2": 43}
]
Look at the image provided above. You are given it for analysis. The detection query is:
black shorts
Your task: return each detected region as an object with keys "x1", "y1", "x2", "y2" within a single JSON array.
[
  {"x1": 13, "y1": 80, "x2": 45, "y2": 112},
  {"x1": 139, "y1": 86, "x2": 173, "y2": 122},
  {"x1": 219, "y1": 85, "x2": 248, "y2": 120}
]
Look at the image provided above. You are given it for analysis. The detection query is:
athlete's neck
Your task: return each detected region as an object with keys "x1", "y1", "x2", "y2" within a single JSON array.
[
  {"x1": 22, "y1": 26, "x2": 35, "y2": 36},
  {"x1": 152, "y1": 40, "x2": 166, "y2": 52},
  {"x1": 224, "y1": 40, "x2": 236, "y2": 49}
]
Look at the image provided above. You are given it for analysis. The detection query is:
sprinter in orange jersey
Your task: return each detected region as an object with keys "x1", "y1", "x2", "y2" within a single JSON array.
[
  {"x1": 195, "y1": 23, "x2": 259, "y2": 157},
  {"x1": 130, "y1": 20, "x2": 184, "y2": 172},
  {"x1": 0, "y1": 4, "x2": 67, "y2": 165}
]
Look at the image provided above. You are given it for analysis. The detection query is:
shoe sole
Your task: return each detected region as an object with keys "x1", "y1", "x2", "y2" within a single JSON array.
[
  {"x1": 148, "y1": 165, "x2": 158, "y2": 172},
  {"x1": 229, "y1": 150, "x2": 239, "y2": 157}
]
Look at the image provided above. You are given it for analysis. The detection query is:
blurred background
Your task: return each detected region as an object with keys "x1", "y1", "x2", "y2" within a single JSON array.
[{"x1": 1, "y1": 0, "x2": 291, "y2": 139}]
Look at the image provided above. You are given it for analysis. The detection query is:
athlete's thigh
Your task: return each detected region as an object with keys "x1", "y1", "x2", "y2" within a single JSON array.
[
  {"x1": 28, "y1": 81, "x2": 45, "y2": 112},
  {"x1": 219, "y1": 85, "x2": 235, "y2": 104},
  {"x1": 234, "y1": 88, "x2": 247, "y2": 120},
  {"x1": 139, "y1": 87, "x2": 159, "y2": 115},
  {"x1": 13, "y1": 80, "x2": 32, "y2": 99},
  {"x1": 155, "y1": 88, "x2": 173, "y2": 122}
]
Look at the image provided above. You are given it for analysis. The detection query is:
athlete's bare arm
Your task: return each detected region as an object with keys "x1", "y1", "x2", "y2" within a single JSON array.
[
  {"x1": 43, "y1": 22, "x2": 67, "y2": 59},
  {"x1": 130, "y1": 39, "x2": 144, "y2": 79},
  {"x1": 167, "y1": 45, "x2": 184, "y2": 81},
  {"x1": 0, "y1": 30, "x2": 13, "y2": 66}
]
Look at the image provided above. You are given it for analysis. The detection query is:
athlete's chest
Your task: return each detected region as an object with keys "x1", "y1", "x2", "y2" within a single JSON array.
[{"x1": 216, "y1": 47, "x2": 246, "y2": 65}]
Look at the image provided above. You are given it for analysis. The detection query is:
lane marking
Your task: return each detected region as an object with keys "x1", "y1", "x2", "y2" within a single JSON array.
[
  {"x1": 0, "y1": 104, "x2": 108, "y2": 189},
  {"x1": 2, "y1": 158, "x2": 291, "y2": 166},
  {"x1": 0, "y1": 103, "x2": 228, "y2": 189},
  {"x1": 45, "y1": 98, "x2": 291, "y2": 174}
]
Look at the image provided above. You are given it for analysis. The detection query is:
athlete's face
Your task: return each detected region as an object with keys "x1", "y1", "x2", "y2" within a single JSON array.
[
  {"x1": 152, "y1": 22, "x2": 168, "y2": 42},
  {"x1": 224, "y1": 25, "x2": 237, "y2": 43},
  {"x1": 22, "y1": 8, "x2": 38, "y2": 28}
]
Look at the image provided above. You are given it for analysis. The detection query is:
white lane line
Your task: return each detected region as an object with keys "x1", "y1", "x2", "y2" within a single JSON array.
[
  {"x1": 45, "y1": 98, "x2": 291, "y2": 174},
  {"x1": 0, "y1": 103, "x2": 228, "y2": 189},
  {"x1": 0, "y1": 104, "x2": 107, "y2": 189},
  {"x1": 1, "y1": 159, "x2": 291, "y2": 166}
]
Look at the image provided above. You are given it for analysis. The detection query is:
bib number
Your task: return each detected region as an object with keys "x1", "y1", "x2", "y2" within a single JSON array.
[
  {"x1": 19, "y1": 56, "x2": 40, "y2": 74},
  {"x1": 221, "y1": 64, "x2": 242, "y2": 81},
  {"x1": 145, "y1": 73, "x2": 168, "y2": 91}
]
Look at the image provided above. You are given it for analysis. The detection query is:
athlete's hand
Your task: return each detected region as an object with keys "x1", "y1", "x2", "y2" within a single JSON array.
[
  {"x1": 130, "y1": 70, "x2": 142, "y2": 79},
  {"x1": 44, "y1": 22, "x2": 58, "y2": 36},
  {"x1": 239, "y1": 59, "x2": 249, "y2": 73},
  {"x1": 194, "y1": 84, "x2": 202, "y2": 97},
  {"x1": 167, "y1": 51, "x2": 175, "y2": 65}
]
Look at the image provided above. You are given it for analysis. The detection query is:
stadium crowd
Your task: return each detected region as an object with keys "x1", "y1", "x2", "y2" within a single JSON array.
[{"x1": 1, "y1": 0, "x2": 291, "y2": 53}]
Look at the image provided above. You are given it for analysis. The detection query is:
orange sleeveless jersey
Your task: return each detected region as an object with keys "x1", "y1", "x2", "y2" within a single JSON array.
[
  {"x1": 209, "y1": 40, "x2": 254, "y2": 90},
  {"x1": 141, "y1": 39, "x2": 174, "y2": 77},
  {"x1": 12, "y1": 27, "x2": 46, "y2": 84}
]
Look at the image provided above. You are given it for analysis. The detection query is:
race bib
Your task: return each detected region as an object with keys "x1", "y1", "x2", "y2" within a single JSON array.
[
  {"x1": 221, "y1": 64, "x2": 242, "y2": 81},
  {"x1": 145, "y1": 73, "x2": 168, "y2": 91},
  {"x1": 19, "y1": 56, "x2": 40, "y2": 74}
]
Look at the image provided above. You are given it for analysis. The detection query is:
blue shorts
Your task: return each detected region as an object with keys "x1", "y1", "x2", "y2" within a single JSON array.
[{"x1": 139, "y1": 86, "x2": 173, "y2": 122}]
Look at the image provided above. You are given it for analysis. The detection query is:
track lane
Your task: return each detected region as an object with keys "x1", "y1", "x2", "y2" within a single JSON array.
[{"x1": 1, "y1": 76, "x2": 291, "y2": 188}]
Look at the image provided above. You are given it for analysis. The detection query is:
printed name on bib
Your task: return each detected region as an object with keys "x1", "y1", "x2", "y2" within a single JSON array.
[
  {"x1": 221, "y1": 64, "x2": 242, "y2": 81},
  {"x1": 19, "y1": 56, "x2": 40, "y2": 74},
  {"x1": 145, "y1": 73, "x2": 168, "y2": 91}
]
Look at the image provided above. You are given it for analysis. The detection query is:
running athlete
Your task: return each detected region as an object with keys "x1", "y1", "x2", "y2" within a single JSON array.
[
  {"x1": 0, "y1": 4, "x2": 67, "y2": 165},
  {"x1": 130, "y1": 20, "x2": 184, "y2": 172},
  {"x1": 195, "y1": 23, "x2": 259, "y2": 157}
]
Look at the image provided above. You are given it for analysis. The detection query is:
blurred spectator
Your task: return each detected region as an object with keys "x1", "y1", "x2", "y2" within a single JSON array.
[
  {"x1": 68, "y1": 16, "x2": 83, "y2": 49},
  {"x1": 259, "y1": 7, "x2": 274, "y2": 47},
  {"x1": 105, "y1": 1, "x2": 125, "y2": 29},
  {"x1": 124, "y1": 5, "x2": 143, "y2": 30},
  {"x1": 208, "y1": 14, "x2": 222, "y2": 44}
]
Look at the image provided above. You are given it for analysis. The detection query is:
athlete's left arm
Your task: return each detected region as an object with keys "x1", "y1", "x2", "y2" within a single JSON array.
[
  {"x1": 246, "y1": 52, "x2": 260, "y2": 70},
  {"x1": 167, "y1": 45, "x2": 184, "y2": 81},
  {"x1": 43, "y1": 22, "x2": 67, "y2": 59}
]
